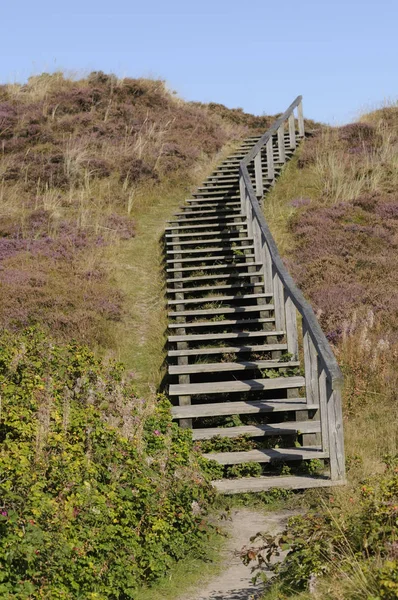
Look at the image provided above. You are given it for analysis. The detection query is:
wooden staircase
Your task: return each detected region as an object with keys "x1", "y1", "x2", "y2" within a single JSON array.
[{"x1": 165, "y1": 97, "x2": 346, "y2": 494}]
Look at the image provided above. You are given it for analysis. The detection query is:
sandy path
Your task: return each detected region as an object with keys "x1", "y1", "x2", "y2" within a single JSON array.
[{"x1": 179, "y1": 508, "x2": 294, "y2": 600}]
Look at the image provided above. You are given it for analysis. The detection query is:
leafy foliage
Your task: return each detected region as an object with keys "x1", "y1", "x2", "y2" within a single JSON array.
[
  {"x1": 242, "y1": 456, "x2": 398, "y2": 598},
  {"x1": 0, "y1": 329, "x2": 214, "y2": 599}
]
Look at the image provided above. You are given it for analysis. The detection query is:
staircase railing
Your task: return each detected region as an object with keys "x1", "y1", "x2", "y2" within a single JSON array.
[{"x1": 239, "y1": 97, "x2": 346, "y2": 482}]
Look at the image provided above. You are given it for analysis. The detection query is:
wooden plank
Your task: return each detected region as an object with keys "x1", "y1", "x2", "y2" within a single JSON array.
[
  {"x1": 203, "y1": 447, "x2": 328, "y2": 465},
  {"x1": 168, "y1": 292, "x2": 271, "y2": 306},
  {"x1": 273, "y1": 269, "x2": 286, "y2": 330},
  {"x1": 167, "y1": 283, "x2": 257, "y2": 294},
  {"x1": 166, "y1": 261, "x2": 261, "y2": 273},
  {"x1": 289, "y1": 112, "x2": 296, "y2": 149},
  {"x1": 192, "y1": 420, "x2": 320, "y2": 440},
  {"x1": 166, "y1": 254, "x2": 255, "y2": 264},
  {"x1": 266, "y1": 138, "x2": 275, "y2": 180},
  {"x1": 167, "y1": 273, "x2": 265, "y2": 284},
  {"x1": 168, "y1": 317, "x2": 274, "y2": 330},
  {"x1": 169, "y1": 359, "x2": 299, "y2": 375},
  {"x1": 166, "y1": 236, "x2": 253, "y2": 246},
  {"x1": 318, "y1": 366, "x2": 330, "y2": 451},
  {"x1": 298, "y1": 100, "x2": 305, "y2": 137},
  {"x1": 213, "y1": 475, "x2": 345, "y2": 494},
  {"x1": 169, "y1": 375, "x2": 305, "y2": 396},
  {"x1": 168, "y1": 329, "x2": 285, "y2": 343},
  {"x1": 303, "y1": 325, "x2": 320, "y2": 406},
  {"x1": 326, "y1": 379, "x2": 346, "y2": 481},
  {"x1": 168, "y1": 303, "x2": 274, "y2": 317},
  {"x1": 254, "y1": 151, "x2": 264, "y2": 198},
  {"x1": 277, "y1": 124, "x2": 286, "y2": 163},
  {"x1": 167, "y1": 245, "x2": 254, "y2": 255},
  {"x1": 285, "y1": 294, "x2": 299, "y2": 359},
  {"x1": 171, "y1": 399, "x2": 317, "y2": 419},
  {"x1": 168, "y1": 343, "x2": 288, "y2": 357}
]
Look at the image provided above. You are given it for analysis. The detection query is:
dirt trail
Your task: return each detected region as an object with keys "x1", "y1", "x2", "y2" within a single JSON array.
[{"x1": 179, "y1": 508, "x2": 294, "y2": 600}]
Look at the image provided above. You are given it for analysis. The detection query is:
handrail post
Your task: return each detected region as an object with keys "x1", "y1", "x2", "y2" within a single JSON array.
[
  {"x1": 277, "y1": 124, "x2": 286, "y2": 163},
  {"x1": 239, "y1": 169, "x2": 246, "y2": 215},
  {"x1": 298, "y1": 100, "x2": 305, "y2": 138},
  {"x1": 327, "y1": 380, "x2": 346, "y2": 481},
  {"x1": 266, "y1": 138, "x2": 274, "y2": 181},
  {"x1": 254, "y1": 151, "x2": 264, "y2": 199},
  {"x1": 288, "y1": 113, "x2": 296, "y2": 149},
  {"x1": 284, "y1": 292, "x2": 298, "y2": 360}
]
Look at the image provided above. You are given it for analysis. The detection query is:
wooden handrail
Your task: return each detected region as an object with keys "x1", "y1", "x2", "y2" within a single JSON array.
[
  {"x1": 239, "y1": 99, "x2": 343, "y2": 388},
  {"x1": 239, "y1": 97, "x2": 345, "y2": 482}
]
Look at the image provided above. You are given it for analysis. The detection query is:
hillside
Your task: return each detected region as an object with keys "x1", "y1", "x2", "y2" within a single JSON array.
[
  {"x1": 1, "y1": 72, "x2": 397, "y2": 599},
  {"x1": 249, "y1": 104, "x2": 398, "y2": 599},
  {"x1": 0, "y1": 72, "x2": 282, "y2": 599}
]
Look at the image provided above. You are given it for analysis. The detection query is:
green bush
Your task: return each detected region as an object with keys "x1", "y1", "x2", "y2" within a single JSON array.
[
  {"x1": 0, "y1": 329, "x2": 213, "y2": 599},
  {"x1": 242, "y1": 456, "x2": 398, "y2": 597}
]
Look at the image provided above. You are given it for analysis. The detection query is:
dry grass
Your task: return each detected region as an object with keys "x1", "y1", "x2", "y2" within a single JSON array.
[
  {"x1": 0, "y1": 71, "x2": 251, "y2": 347},
  {"x1": 260, "y1": 103, "x2": 398, "y2": 599}
]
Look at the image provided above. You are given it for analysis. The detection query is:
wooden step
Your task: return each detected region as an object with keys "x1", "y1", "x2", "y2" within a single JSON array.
[
  {"x1": 166, "y1": 245, "x2": 254, "y2": 255},
  {"x1": 169, "y1": 376, "x2": 304, "y2": 397},
  {"x1": 171, "y1": 399, "x2": 316, "y2": 419},
  {"x1": 167, "y1": 282, "x2": 259, "y2": 294},
  {"x1": 192, "y1": 420, "x2": 320, "y2": 440},
  {"x1": 203, "y1": 447, "x2": 327, "y2": 465},
  {"x1": 168, "y1": 329, "x2": 285, "y2": 343},
  {"x1": 166, "y1": 254, "x2": 255, "y2": 265},
  {"x1": 168, "y1": 317, "x2": 274, "y2": 331},
  {"x1": 168, "y1": 214, "x2": 242, "y2": 223},
  {"x1": 185, "y1": 195, "x2": 240, "y2": 205},
  {"x1": 213, "y1": 476, "x2": 344, "y2": 494},
  {"x1": 167, "y1": 272, "x2": 264, "y2": 284},
  {"x1": 165, "y1": 220, "x2": 245, "y2": 232},
  {"x1": 167, "y1": 292, "x2": 269, "y2": 305},
  {"x1": 166, "y1": 261, "x2": 261, "y2": 273},
  {"x1": 169, "y1": 359, "x2": 297, "y2": 374},
  {"x1": 168, "y1": 342, "x2": 288, "y2": 357},
  {"x1": 165, "y1": 228, "x2": 247, "y2": 239},
  {"x1": 166, "y1": 236, "x2": 253, "y2": 246},
  {"x1": 172, "y1": 208, "x2": 241, "y2": 217},
  {"x1": 168, "y1": 303, "x2": 274, "y2": 317},
  {"x1": 184, "y1": 201, "x2": 241, "y2": 209}
]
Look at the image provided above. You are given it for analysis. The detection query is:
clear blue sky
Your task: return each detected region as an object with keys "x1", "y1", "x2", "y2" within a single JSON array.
[{"x1": 2, "y1": 0, "x2": 397, "y2": 124}]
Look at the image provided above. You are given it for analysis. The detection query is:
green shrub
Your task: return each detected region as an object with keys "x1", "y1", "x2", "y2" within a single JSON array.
[
  {"x1": 242, "y1": 456, "x2": 398, "y2": 596},
  {"x1": 0, "y1": 328, "x2": 213, "y2": 599}
]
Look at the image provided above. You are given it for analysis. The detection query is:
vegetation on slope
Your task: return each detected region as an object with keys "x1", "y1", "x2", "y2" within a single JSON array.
[
  {"x1": 0, "y1": 328, "x2": 214, "y2": 599},
  {"x1": 0, "y1": 71, "x2": 259, "y2": 349},
  {"x1": 0, "y1": 72, "x2": 278, "y2": 596},
  {"x1": 242, "y1": 104, "x2": 398, "y2": 599}
]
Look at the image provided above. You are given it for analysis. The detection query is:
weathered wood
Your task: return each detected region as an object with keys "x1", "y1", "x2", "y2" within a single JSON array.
[
  {"x1": 168, "y1": 329, "x2": 285, "y2": 343},
  {"x1": 168, "y1": 317, "x2": 274, "y2": 330},
  {"x1": 166, "y1": 261, "x2": 260, "y2": 273},
  {"x1": 168, "y1": 303, "x2": 274, "y2": 317},
  {"x1": 326, "y1": 378, "x2": 346, "y2": 481},
  {"x1": 168, "y1": 342, "x2": 288, "y2": 357},
  {"x1": 169, "y1": 359, "x2": 299, "y2": 375},
  {"x1": 298, "y1": 100, "x2": 305, "y2": 137},
  {"x1": 285, "y1": 294, "x2": 299, "y2": 359},
  {"x1": 168, "y1": 292, "x2": 270, "y2": 306},
  {"x1": 318, "y1": 365, "x2": 330, "y2": 451},
  {"x1": 272, "y1": 269, "x2": 286, "y2": 330},
  {"x1": 213, "y1": 475, "x2": 345, "y2": 494},
  {"x1": 254, "y1": 151, "x2": 264, "y2": 198},
  {"x1": 289, "y1": 113, "x2": 296, "y2": 149},
  {"x1": 192, "y1": 420, "x2": 320, "y2": 440},
  {"x1": 277, "y1": 123, "x2": 286, "y2": 163},
  {"x1": 171, "y1": 399, "x2": 317, "y2": 419},
  {"x1": 203, "y1": 447, "x2": 327, "y2": 465},
  {"x1": 169, "y1": 375, "x2": 305, "y2": 396},
  {"x1": 266, "y1": 138, "x2": 275, "y2": 180}
]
